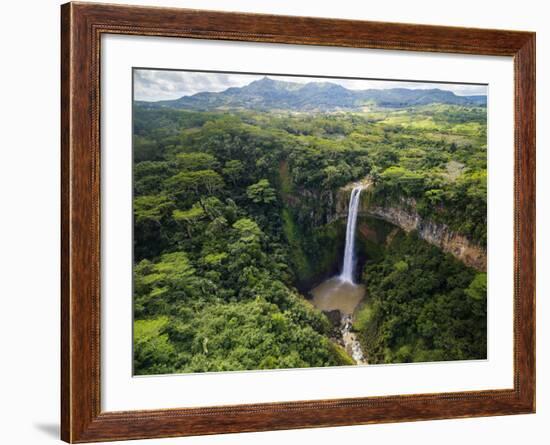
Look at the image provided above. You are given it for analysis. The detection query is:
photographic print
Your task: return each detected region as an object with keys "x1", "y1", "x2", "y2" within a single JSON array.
[{"x1": 132, "y1": 69, "x2": 488, "y2": 376}]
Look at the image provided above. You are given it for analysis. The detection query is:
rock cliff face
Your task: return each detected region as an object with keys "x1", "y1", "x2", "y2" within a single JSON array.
[
  {"x1": 367, "y1": 205, "x2": 486, "y2": 271},
  {"x1": 336, "y1": 187, "x2": 486, "y2": 271},
  {"x1": 284, "y1": 187, "x2": 339, "y2": 226}
]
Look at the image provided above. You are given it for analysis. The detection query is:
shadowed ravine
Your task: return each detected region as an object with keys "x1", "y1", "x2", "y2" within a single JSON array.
[{"x1": 310, "y1": 184, "x2": 368, "y2": 365}]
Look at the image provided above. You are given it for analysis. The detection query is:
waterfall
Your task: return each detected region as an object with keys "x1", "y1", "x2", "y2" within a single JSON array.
[{"x1": 340, "y1": 186, "x2": 363, "y2": 283}]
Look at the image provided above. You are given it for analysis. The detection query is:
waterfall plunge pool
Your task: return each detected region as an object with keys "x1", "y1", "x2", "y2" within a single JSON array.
[{"x1": 310, "y1": 277, "x2": 365, "y2": 314}]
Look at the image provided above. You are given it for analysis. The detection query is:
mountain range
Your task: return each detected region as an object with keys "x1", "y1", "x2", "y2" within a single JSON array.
[{"x1": 137, "y1": 77, "x2": 487, "y2": 111}]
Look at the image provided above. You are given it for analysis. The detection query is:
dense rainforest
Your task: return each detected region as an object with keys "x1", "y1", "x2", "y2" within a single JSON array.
[{"x1": 133, "y1": 81, "x2": 487, "y2": 374}]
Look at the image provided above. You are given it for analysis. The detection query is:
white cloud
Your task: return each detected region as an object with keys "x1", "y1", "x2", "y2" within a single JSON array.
[
  {"x1": 134, "y1": 69, "x2": 487, "y2": 102},
  {"x1": 134, "y1": 70, "x2": 263, "y2": 101}
]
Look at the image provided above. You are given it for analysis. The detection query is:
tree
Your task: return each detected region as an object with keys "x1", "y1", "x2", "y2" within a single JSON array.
[
  {"x1": 176, "y1": 152, "x2": 219, "y2": 171},
  {"x1": 246, "y1": 179, "x2": 277, "y2": 205},
  {"x1": 379, "y1": 166, "x2": 425, "y2": 196},
  {"x1": 465, "y1": 273, "x2": 487, "y2": 301},
  {"x1": 200, "y1": 196, "x2": 225, "y2": 220},
  {"x1": 322, "y1": 166, "x2": 339, "y2": 188},
  {"x1": 134, "y1": 136, "x2": 158, "y2": 162},
  {"x1": 424, "y1": 188, "x2": 445, "y2": 206},
  {"x1": 222, "y1": 159, "x2": 245, "y2": 185},
  {"x1": 322, "y1": 162, "x2": 353, "y2": 188},
  {"x1": 133, "y1": 195, "x2": 174, "y2": 260},
  {"x1": 142, "y1": 252, "x2": 199, "y2": 296},
  {"x1": 134, "y1": 194, "x2": 173, "y2": 225},
  {"x1": 134, "y1": 161, "x2": 172, "y2": 194},
  {"x1": 165, "y1": 169, "x2": 224, "y2": 202},
  {"x1": 232, "y1": 218, "x2": 262, "y2": 243},
  {"x1": 173, "y1": 203, "x2": 205, "y2": 238},
  {"x1": 134, "y1": 317, "x2": 176, "y2": 375},
  {"x1": 134, "y1": 251, "x2": 214, "y2": 318}
]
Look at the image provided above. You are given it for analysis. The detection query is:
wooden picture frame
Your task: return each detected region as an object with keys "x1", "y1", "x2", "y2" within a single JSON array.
[{"x1": 61, "y1": 2, "x2": 535, "y2": 442}]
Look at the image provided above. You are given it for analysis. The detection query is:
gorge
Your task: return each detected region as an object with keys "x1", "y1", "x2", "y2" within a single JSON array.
[{"x1": 310, "y1": 184, "x2": 368, "y2": 364}]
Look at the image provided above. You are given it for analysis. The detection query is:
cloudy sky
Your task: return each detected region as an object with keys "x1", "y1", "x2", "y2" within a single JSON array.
[{"x1": 134, "y1": 69, "x2": 487, "y2": 102}]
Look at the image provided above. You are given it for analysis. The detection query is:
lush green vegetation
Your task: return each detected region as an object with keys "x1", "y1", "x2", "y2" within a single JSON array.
[
  {"x1": 133, "y1": 98, "x2": 487, "y2": 374},
  {"x1": 365, "y1": 105, "x2": 487, "y2": 245},
  {"x1": 133, "y1": 108, "x2": 360, "y2": 374},
  {"x1": 355, "y1": 232, "x2": 487, "y2": 363}
]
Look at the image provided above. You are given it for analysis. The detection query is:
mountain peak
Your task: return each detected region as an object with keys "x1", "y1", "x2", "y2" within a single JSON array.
[
  {"x1": 245, "y1": 77, "x2": 298, "y2": 91},
  {"x1": 251, "y1": 76, "x2": 274, "y2": 85}
]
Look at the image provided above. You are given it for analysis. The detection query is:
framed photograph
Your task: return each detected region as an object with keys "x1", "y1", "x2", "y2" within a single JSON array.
[{"x1": 61, "y1": 2, "x2": 535, "y2": 442}]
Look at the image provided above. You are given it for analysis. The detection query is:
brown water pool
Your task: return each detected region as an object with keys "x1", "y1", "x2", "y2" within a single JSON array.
[{"x1": 310, "y1": 277, "x2": 365, "y2": 315}]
